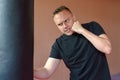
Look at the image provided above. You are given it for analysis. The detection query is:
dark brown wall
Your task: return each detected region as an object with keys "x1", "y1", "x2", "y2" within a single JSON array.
[{"x1": 34, "y1": 0, "x2": 120, "y2": 80}]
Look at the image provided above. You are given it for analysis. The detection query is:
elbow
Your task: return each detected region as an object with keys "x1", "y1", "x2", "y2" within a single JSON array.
[
  {"x1": 105, "y1": 48, "x2": 112, "y2": 54},
  {"x1": 104, "y1": 45, "x2": 112, "y2": 54}
]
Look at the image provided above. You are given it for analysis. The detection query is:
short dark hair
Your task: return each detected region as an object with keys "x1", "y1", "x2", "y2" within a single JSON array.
[{"x1": 52, "y1": 6, "x2": 72, "y2": 17}]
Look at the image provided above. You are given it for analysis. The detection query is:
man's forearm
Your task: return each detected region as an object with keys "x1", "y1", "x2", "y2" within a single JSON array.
[
  {"x1": 79, "y1": 28, "x2": 112, "y2": 54},
  {"x1": 72, "y1": 21, "x2": 112, "y2": 54}
]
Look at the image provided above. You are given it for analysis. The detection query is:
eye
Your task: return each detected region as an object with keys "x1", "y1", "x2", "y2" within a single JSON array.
[
  {"x1": 65, "y1": 19, "x2": 70, "y2": 23},
  {"x1": 58, "y1": 23, "x2": 63, "y2": 26}
]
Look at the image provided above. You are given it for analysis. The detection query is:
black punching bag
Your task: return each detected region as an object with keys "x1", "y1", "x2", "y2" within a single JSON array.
[{"x1": 0, "y1": 0, "x2": 34, "y2": 80}]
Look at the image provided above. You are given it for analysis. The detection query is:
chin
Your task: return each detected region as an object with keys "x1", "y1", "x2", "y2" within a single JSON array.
[{"x1": 65, "y1": 32, "x2": 74, "y2": 36}]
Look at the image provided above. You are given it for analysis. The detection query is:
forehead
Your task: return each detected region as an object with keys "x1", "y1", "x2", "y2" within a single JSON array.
[{"x1": 53, "y1": 10, "x2": 72, "y2": 24}]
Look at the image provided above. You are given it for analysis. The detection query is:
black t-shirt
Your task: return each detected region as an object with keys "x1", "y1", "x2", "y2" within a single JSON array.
[{"x1": 50, "y1": 21, "x2": 111, "y2": 80}]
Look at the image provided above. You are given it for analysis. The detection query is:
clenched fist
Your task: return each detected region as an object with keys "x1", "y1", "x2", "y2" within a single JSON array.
[{"x1": 72, "y1": 21, "x2": 84, "y2": 34}]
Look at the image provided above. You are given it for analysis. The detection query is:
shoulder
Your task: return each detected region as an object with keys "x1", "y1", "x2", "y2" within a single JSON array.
[
  {"x1": 52, "y1": 35, "x2": 63, "y2": 48},
  {"x1": 55, "y1": 34, "x2": 65, "y2": 43},
  {"x1": 82, "y1": 21, "x2": 100, "y2": 28},
  {"x1": 82, "y1": 21, "x2": 106, "y2": 35}
]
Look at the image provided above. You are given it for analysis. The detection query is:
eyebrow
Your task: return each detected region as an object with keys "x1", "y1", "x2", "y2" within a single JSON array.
[{"x1": 57, "y1": 17, "x2": 70, "y2": 26}]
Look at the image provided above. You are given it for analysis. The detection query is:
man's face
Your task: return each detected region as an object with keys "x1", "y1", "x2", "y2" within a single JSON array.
[{"x1": 53, "y1": 10, "x2": 75, "y2": 35}]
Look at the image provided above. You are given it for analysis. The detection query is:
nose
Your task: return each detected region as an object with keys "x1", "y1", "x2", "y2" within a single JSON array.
[{"x1": 63, "y1": 22, "x2": 68, "y2": 29}]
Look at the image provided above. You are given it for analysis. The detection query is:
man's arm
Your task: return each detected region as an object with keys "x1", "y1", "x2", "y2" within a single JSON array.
[
  {"x1": 34, "y1": 57, "x2": 61, "y2": 79},
  {"x1": 72, "y1": 21, "x2": 112, "y2": 54}
]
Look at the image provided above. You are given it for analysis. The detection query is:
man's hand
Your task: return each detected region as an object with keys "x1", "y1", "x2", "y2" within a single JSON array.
[
  {"x1": 34, "y1": 68, "x2": 40, "y2": 79},
  {"x1": 34, "y1": 68, "x2": 47, "y2": 80},
  {"x1": 72, "y1": 21, "x2": 84, "y2": 34}
]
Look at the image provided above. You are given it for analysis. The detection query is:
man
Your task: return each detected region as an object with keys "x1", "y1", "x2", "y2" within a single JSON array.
[{"x1": 34, "y1": 6, "x2": 112, "y2": 80}]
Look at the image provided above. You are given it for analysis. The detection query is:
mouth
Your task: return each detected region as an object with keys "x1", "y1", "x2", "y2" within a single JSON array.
[{"x1": 65, "y1": 29, "x2": 71, "y2": 33}]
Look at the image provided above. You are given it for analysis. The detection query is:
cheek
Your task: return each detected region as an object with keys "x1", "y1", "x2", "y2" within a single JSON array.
[
  {"x1": 58, "y1": 27, "x2": 63, "y2": 31},
  {"x1": 69, "y1": 21, "x2": 74, "y2": 28}
]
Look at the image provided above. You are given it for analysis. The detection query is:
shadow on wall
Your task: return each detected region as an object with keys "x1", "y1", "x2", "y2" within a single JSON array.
[{"x1": 112, "y1": 73, "x2": 120, "y2": 80}]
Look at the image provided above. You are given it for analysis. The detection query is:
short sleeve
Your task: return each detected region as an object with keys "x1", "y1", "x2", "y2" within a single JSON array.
[
  {"x1": 91, "y1": 21, "x2": 106, "y2": 36},
  {"x1": 49, "y1": 40, "x2": 62, "y2": 59}
]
